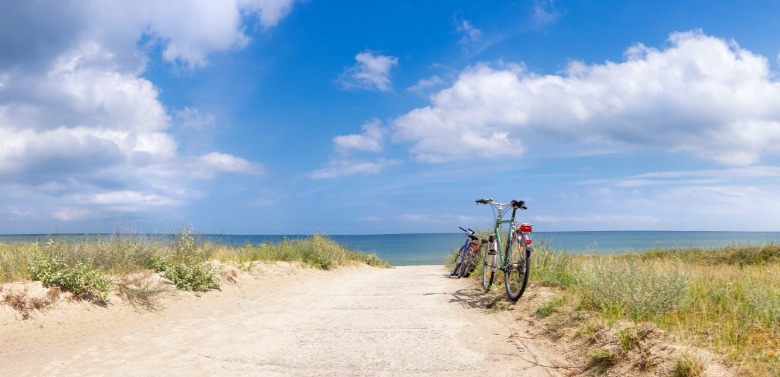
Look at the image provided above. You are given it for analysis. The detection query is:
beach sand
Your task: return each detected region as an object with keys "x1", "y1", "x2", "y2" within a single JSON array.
[{"x1": 1, "y1": 264, "x2": 570, "y2": 376}]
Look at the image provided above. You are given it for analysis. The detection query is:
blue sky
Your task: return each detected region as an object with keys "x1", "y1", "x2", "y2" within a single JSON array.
[{"x1": 2, "y1": 0, "x2": 780, "y2": 234}]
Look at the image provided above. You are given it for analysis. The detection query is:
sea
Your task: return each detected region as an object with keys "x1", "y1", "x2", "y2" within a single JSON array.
[{"x1": 2, "y1": 231, "x2": 779, "y2": 266}]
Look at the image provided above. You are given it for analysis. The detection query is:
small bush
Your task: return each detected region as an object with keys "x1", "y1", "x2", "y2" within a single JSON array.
[
  {"x1": 28, "y1": 252, "x2": 111, "y2": 300},
  {"x1": 348, "y1": 251, "x2": 391, "y2": 268},
  {"x1": 150, "y1": 229, "x2": 220, "y2": 292}
]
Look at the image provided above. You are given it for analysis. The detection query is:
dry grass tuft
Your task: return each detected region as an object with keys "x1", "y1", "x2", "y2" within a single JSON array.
[
  {"x1": 2, "y1": 286, "x2": 59, "y2": 319},
  {"x1": 116, "y1": 274, "x2": 169, "y2": 310},
  {"x1": 672, "y1": 352, "x2": 705, "y2": 377}
]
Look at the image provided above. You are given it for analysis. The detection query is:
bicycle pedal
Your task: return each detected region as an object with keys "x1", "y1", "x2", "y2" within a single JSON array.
[{"x1": 487, "y1": 249, "x2": 497, "y2": 255}]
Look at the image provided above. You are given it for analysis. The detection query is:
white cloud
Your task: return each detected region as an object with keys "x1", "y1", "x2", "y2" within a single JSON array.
[
  {"x1": 310, "y1": 159, "x2": 401, "y2": 179},
  {"x1": 457, "y1": 20, "x2": 482, "y2": 46},
  {"x1": 609, "y1": 166, "x2": 780, "y2": 187},
  {"x1": 393, "y1": 31, "x2": 780, "y2": 165},
  {"x1": 394, "y1": 213, "x2": 481, "y2": 226},
  {"x1": 552, "y1": 165, "x2": 780, "y2": 231},
  {"x1": 94, "y1": 0, "x2": 299, "y2": 69},
  {"x1": 175, "y1": 107, "x2": 217, "y2": 130},
  {"x1": 312, "y1": 119, "x2": 398, "y2": 179},
  {"x1": 193, "y1": 152, "x2": 262, "y2": 178},
  {"x1": 75, "y1": 190, "x2": 178, "y2": 209},
  {"x1": 531, "y1": 0, "x2": 559, "y2": 28},
  {"x1": 0, "y1": 1, "x2": 289, "y2": 225},
  {"x1": 338, "y1": 51, "x2": 399, "y2": 92},
  {"x1": 533, "y1": 214, "x2": 661, "y2": 225},
  {"x1": 0, "y1": 1, "x2": 299, "y2": 70},
  {"x1": 52, "y1": 208, "x2": 94, "y2": 222},
  {"x1": 333, "y1": 119, "x2": 387, "y2": 153},
  {"x1": 407, "y1": 75, "x2": 447, "y2": 95}
]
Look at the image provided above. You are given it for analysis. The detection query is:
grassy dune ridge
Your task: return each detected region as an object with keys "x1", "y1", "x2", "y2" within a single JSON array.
[
  {"x1": 457, "y1": 241, "x2": 780, "y2": 375},
  {"x1": 1, "y1": 230, "x2": 389, "y2": 304}
]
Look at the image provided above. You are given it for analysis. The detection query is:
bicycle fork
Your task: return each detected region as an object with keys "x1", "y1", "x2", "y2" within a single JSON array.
[{"x1": 487, "y1": 234, "x2": 498, "y2": 272}]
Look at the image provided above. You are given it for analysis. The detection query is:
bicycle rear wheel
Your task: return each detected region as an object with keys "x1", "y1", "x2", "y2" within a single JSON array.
[
  {"x1": 503, "y1": 234, "x2": 530, "y2": 301},
  {"x1": 481, "y1": 245, "x2": 495, "y2": 291}
]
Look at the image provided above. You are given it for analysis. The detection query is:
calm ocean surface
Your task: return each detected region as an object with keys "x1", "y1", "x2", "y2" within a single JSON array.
[{"x1": 2, "y1": 231, "x2": 779, "y2": 266}]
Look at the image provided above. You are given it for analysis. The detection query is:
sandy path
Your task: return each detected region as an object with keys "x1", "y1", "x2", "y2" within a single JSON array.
[{"x1": 1, "y1": 265, "x2": 564, "y2": 376}]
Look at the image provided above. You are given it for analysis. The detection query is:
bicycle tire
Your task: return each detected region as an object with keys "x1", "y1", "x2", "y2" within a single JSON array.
[
  {"x1": 458, "y1": 245, "x2": 476, "y2": 278},
  {"x1": 504, "y1": 233, "x2": 530, "y2": 301},
  {"x1": 450, "y1": 244, "x2": 466, "y2": 276},
  {"x1": 462, "y1": 251, "x2": 476, "y2": 277},
  {"x1": 450, "y1": 255, "x2": 460, "y2": 276},
  {"x1": 481, "y1": 244, "x2": 495, "y2": 291}
]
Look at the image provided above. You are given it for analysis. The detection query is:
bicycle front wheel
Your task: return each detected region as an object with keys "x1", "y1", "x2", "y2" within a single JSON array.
[
  {"x1": 450, "y1": 245, "x2": 466, "y2": 276},
  {"x1": 481, "y1": 245, "x2": 495, "y2": 291},
  {"x1": 503, "y1": 235, "x2": 530, "y2": 301},
  {"x1": 459, "y1": 246, "x2": 476, "y2": 278}
]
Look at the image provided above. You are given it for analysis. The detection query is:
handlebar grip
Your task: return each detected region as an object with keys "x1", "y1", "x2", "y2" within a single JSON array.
[{"x1": 511, "y1": 200, "x2": 527, "y2": 210}]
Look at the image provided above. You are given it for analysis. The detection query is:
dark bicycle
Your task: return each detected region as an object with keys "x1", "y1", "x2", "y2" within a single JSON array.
[{"x1": 450, "y1": 227, "x2": 483, "y2": 278}]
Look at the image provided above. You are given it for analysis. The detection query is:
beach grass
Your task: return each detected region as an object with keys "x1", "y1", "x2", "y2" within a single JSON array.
[
  {"x1": 525, "y1": 243, "x2": 780, "y2": 376},
  {"x1": 1, "y1": 230, "x2": 390, "y2": 298},
  {"x1": 213, "y1": 233, "x2": 390, "y2": 270},
  {"x1": 447, "y1": 239, "x2": 780, "y2": 374}
]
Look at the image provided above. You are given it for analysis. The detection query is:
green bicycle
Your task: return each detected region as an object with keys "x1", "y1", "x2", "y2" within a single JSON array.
[{"x1": 476, "y1": 198, "x2": 533, "y2": 301}]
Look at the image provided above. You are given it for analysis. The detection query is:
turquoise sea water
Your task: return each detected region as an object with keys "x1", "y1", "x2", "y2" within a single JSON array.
[{"x1": 2, "y1": 231, "x2": 779, "y2": 266}]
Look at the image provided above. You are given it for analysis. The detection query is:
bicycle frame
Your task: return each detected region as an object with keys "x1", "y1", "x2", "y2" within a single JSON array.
[
  {"x1": 460, "y1": 234, "x2": 486, "y2": 278},
  {"x1": 450, "y1": 227, "x2": 478, "y2": 277},
  {"x1": 484, "y1": 204, "x2": 516, "y2": 272},
  {"x1": 477, "y1": 198, "x2": 533, "y2": 301}
]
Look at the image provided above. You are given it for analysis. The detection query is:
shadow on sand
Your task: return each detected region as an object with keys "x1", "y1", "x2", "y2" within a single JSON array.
[{"x1": 442, "y1": 272, "x2": 501, "y2": 310}]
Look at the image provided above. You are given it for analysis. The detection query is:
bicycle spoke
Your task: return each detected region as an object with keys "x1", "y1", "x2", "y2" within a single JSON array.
[{"x1": 504, "y1": 236, "x2": 530, "y2": 301}]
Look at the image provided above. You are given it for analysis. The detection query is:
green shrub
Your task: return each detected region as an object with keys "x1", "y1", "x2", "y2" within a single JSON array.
[
  {"x1": 149, "y1": 229, "x2": 220, "y2": 292},
  {"x1": 28, "y1": 252, "x2": 111, "y2": 300},
  {"x1": 152, "y1": 259, "x2": 220, "y2": 292},
  {"x1": 348, "y1": 251, "x2": 390, "y2": 268}
]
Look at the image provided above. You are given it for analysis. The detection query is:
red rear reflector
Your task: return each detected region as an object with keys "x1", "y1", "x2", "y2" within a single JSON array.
[
  {"x1": 519, "y1": 224, "x2": 532, "y2": 232},
  {"x1": 525, "y1": 239, "x2": 532, "y2": 245}
]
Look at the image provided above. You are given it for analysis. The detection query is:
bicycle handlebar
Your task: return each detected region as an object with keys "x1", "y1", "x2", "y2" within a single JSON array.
[
  {"x1": 458, "y1": 226, "x2": 478, "y2": 240},
  {"x1": 476, "y1": 198, "x2": 528, "y2": 210}
]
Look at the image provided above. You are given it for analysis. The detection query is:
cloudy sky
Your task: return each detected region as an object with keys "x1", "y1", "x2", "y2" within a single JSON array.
[{"x1": 2, "y1": 0, "x2": 780, "y2": 234}]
